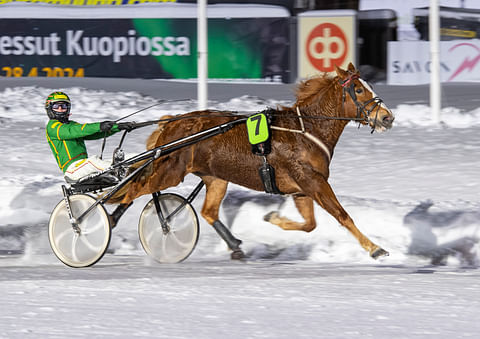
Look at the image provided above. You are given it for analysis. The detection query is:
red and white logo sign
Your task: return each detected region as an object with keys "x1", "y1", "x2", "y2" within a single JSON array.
[{"x1": 306, "y1": 23, "x2": 348, "y2": 72}]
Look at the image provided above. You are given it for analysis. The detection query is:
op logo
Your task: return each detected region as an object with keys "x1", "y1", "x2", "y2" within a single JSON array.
[{"x1": 306, "y1": 23, "x2": 348, "y2": 72}]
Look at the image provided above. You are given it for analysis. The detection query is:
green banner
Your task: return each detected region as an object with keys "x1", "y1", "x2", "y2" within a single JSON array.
[{"x1": 0, "y1": 18, "x2": 290, "y2": 81}]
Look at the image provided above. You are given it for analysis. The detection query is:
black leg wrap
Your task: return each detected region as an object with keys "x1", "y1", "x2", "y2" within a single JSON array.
[
  {"x1": 212, "y1": 220, "x2": 242, "y2": 250},
  {"x1": 109, "y1": 202, "x2": 133, "y2": 228}
]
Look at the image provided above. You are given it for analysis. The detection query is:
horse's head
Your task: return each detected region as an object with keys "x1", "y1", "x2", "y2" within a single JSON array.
[{"x1": 336, "y1": 63, "x2": 395, "y2": 133}]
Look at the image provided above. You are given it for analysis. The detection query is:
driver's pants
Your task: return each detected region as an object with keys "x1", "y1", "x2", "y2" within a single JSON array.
[{"x1": 64, "y1": 156, "x2": 111, "y2": 181}]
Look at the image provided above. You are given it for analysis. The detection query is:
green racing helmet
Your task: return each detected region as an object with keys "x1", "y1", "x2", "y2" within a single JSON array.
[{"x1": 45, "y1": 91, "x2": 71, "y2": 122}]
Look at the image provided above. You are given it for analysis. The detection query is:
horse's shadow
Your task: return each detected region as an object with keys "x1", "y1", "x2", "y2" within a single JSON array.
[
  {"x1": 404, "y1": 200, "x2": 479, "y2": 266},
  {"x1": 222, "y1": 190, "x2": 285, "y2": 226},
  {"x1": 0, "y1": 177, "x2": 61, "y2": 255},
  {"x1": 221, "y1": 191, "x2": 314, "y2": 260}
]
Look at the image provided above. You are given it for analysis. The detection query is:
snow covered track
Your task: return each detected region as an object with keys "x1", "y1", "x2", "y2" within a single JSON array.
[
  {"x1": 0, "y1": 257, "x2": 479, "y2": 338},
  {"x1": 1, "y1": 79, "x2": 480, "y2": 337}
]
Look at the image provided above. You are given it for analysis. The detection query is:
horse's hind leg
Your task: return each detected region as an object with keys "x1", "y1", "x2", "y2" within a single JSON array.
[
  {"x1": 264, "y1": 195, "x2": 317, "y2": 232},
  {"x1": 309, "y1": 178, "x2": 388, "y2": 259},
  {"x1": 200, "y1": 176, "x2": 245, "y2": 259}
]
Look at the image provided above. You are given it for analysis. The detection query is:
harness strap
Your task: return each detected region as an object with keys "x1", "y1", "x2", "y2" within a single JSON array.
[
  {"x1": 340, "y1": 73, "x2": 359, "y2": 88},
  {"x1": 270, "y1": 106, "x2": 331, "y2": 162},
  {"x1": 296, "y1": 105, "x2": 306, "y2": 133}
]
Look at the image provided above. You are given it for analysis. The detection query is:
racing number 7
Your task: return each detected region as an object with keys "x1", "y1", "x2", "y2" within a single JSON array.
[
  {"x1": 246, "y1": 113, "x2": 269, "y2": 145},
  {"x1": 251, "y1": 115, "x2": 262, "y2": 136}
]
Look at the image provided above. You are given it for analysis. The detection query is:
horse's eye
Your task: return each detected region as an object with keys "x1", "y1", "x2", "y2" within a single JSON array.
[{"x1": 355, "y1": 87, "x2": 363, "y2": 94}]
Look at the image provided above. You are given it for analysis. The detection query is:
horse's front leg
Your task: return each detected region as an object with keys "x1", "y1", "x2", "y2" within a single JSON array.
[
  {"x1": 200, "y1": 176, "x2": 245, "y2": 259},
  {"x1": 308, "y1": 177, "x2": 388, "y2": 259}
]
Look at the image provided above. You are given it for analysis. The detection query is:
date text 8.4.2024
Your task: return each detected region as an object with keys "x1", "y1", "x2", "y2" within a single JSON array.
[{"x1": 1, "y1": 66, "x2": 84, "y2": 77}]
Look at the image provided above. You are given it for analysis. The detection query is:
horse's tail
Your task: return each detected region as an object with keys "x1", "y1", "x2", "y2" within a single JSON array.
[{"x1": 108, "y1": 115, "x2": 174, "y2": 204}]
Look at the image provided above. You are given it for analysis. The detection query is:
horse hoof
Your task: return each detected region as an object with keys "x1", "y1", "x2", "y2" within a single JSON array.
[
  {"x1": 370, "y1": 247, "x2": 389, "y2": 259},
  {"x1": 264, "y1": 211, "x2": 278, "y2": 222},
  {"x1": 231, "y1": 249, "x2": 245, "y2": 260}
]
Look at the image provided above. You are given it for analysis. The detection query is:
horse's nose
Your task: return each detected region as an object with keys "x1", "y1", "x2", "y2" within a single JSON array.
[{"x1": 382, "y1": 114, "x2": 394, "y2": 125}]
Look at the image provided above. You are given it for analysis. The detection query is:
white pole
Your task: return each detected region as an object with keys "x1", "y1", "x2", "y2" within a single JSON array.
[
  {"x1": 197, "y1": 0, "x2": 208, "y2": 110},
  {"x1": 429, "y1": 0, "x2": 441, "y2": 123}
]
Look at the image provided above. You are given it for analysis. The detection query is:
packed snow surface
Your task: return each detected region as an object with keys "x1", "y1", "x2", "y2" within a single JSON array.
[{"x1": 1, "y1": 84, "x2": 479, "y2": 338}]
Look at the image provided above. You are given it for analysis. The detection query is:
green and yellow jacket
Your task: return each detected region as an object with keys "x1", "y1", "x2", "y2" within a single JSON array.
[{"x1": 46, "y1": 119, "x2": 119, "y2": 173}]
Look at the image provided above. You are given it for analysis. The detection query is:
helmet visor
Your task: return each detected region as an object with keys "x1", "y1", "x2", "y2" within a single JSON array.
[{"x1": 52, "y1": 102, "x2": 70, "y2": 110}]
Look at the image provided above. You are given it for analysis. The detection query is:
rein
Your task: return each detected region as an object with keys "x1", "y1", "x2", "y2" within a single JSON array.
[
  {"x1": 106, "y1": 75, "x2": 384, "y2": 162},
  {"x1": 99, "y1": 99, "x2": 192, "y2": 159}
]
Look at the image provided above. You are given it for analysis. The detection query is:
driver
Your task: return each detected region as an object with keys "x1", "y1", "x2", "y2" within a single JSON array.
[{"x1": 45, "y1": 91, "x2": 135, "y2": 182}]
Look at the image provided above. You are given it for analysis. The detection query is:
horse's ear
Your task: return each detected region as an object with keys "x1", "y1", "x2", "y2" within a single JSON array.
[
  {"x1": 335, "y1": 64, "x2": 348, "y2": 79},
  {"x1": 347, "y1": 62, "x2": 356, "y2": 73}
]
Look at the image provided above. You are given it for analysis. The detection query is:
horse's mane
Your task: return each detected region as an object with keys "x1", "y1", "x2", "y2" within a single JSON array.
[{"x1": 293, "y1": 72, "x2": 342, "y2": 117}]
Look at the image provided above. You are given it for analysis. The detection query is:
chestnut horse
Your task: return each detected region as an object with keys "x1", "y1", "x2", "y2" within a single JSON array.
[{"x1": 114, "y1": 63, "x2": 395, "y2": 260}]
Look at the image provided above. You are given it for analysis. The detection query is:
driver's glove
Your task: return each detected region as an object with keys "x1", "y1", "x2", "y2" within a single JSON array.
[{"x1": 100, "y1": 121, "x2": 115, "y2": 132}]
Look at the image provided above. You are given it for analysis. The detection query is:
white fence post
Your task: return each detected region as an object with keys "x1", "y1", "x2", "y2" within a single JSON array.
[
  {"x1": 197, "y1": 0, "x2": 208, "y2": 110},
  {"x1": 429, "y1": 0, "x2": 441, "y2": 123}
]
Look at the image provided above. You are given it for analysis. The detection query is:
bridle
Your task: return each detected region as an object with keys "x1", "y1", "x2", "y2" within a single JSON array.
[
  {"x1": 339, "y1": 73, "x2": 385, "y2": 132},
  {"x1": 268, "y1": 73, "x2": 389, "y2": 161}
]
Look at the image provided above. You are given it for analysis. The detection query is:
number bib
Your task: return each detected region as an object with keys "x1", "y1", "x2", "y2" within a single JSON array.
[
  {"x1": 245, "y1": 110, "x2": 282, "y2": 194},
  {"x1": 246, "y1": 113, "x2": 270, "y2": 145}
]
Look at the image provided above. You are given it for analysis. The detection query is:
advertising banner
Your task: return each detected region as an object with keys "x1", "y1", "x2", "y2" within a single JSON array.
[
  {"x1": 0, "y1": 0, "x2": 294, "y2": 6},
  {"x1": 413, "y1": 6, "x2": 480, "y2": 41},
  {"x1": 0, "y1": 0, "x2": 177, "y2": 5},
  {"x1": 387, "y1": 40, "x2": 480, "y2": 84},
  {"x1": 0, "y1": 18, "x2": 290, "y2": 81},
  {"x1": 297, "y1": 10, "x2": 357, "y2": 79}
]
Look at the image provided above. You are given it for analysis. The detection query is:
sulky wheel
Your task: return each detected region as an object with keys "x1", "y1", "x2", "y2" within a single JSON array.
[
  {"x1": 48, "y1": 194, "x2": 111, "y2": 268},
  {"x1": 138, "y1": 193, "x2": 199, "y2": 263}
]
